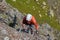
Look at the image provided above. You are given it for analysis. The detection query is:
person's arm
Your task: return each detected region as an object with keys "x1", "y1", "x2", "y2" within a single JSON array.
[
  {"x1": 31, "y1": 16, "x2": 39, "y2": 30},
  {"x1": 20, "y1": 16, "x2": 26, "y2": 28},
  {"x1": 31, "y1": 16, "x2": 39, "y2": 34}
]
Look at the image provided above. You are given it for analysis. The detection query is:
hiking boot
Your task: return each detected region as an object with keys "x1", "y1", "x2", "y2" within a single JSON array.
[
  {"x1": 16, "y1": 28, "x2": 20, "y2": 31},
  {"x1": 31, "y1": 30, "x2": 33, "y2": 34},
  {"x1": 21, "y1": 29, "x2": 29, "y2": 33}
]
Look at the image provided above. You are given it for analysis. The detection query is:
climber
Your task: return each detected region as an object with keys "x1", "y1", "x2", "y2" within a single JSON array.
[{"x1": 21, "y1": 14, "x2": 39, "y2": 34}]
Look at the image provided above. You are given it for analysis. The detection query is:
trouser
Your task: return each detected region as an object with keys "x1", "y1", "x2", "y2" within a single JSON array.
[
  {"x1": 26, "y1": 25, "x2": 33, "y2": 34},
  {"x1": 21, "y1": 24, "x2": 33, "y2": 34}
]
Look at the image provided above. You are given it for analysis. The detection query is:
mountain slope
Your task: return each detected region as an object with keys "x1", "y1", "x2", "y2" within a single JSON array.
[{"x1": 0, "y1": 0, "x2": 60, "y2": 40}]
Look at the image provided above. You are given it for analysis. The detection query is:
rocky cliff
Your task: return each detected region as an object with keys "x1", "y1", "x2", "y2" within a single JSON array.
[{"x1": 0, "y1": 0, "x2": 60, "y2": 40}]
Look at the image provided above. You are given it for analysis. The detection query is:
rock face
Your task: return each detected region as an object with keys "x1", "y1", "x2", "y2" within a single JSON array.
[
  {"x1": 0, "y1": 0, "x2": 60, "y2": 40},
  {"x1": 0, "y1": 21, "x2": 56, "y2": 40},
  {"x1": 0, "y1": 0, "x2": 24, "y2": 28}
]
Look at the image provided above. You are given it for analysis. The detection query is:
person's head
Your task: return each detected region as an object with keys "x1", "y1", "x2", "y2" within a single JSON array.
[{"x1": 26, "y1": 14, "x2": 32, "y2": 21}]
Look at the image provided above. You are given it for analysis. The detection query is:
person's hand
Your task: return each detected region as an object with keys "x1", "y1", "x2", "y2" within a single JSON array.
[{"x1": 35, "y1": 30, "x2": 39, "y2": 34}]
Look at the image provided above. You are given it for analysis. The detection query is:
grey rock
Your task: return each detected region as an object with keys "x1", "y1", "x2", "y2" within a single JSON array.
[
  {"x1": 1, "y1": 29, "x2": 8, "y2": 35},
  {"x1": 0, "y1": 0, "x2": 60, "y2": 40},
  {"x1": 4, "y1": 36, "x2": 9, "y2": 40}
]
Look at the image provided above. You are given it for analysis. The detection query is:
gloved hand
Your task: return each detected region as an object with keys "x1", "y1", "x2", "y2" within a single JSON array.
[{"x1": 35, "y1": 30, "x2": 39, "y2": 34}]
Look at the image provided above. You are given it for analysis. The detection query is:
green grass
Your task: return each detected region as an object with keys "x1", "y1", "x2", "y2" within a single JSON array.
[{"x1": 6, "y1": 0, "x2": 60, "y2": 31}]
